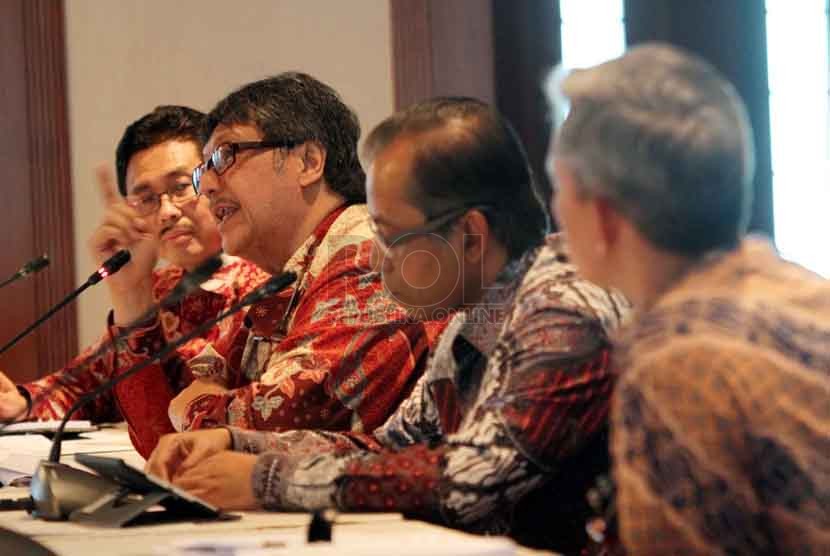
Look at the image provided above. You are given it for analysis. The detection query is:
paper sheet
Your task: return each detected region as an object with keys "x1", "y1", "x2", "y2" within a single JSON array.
[
  {"x1": 0, "y1": 429, "x2": 138, "y2": 485},
  {"x1": 158, "y1": 527, "x2": 516, "y2": 556},
  {"x1": 0, "y1": 434, "x2": 53, "y2": 482},
  {"x1": 1, "y1": 420, "x2": 95, "y2": 435}
]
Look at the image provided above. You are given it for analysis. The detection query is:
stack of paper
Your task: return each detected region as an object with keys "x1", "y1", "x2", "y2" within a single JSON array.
[
  {"x1": 0, "y1": 434, "x2": 52, "y2": 485},
  {"x1": 0, "y1": 428, "x2": 139, "y2": 486},
  {"x1": 0, "y1": 420, "x2": 96, "y2": 435},
  {"x1": 160, "y1": 528, "x2": 516, "y2": 556}
]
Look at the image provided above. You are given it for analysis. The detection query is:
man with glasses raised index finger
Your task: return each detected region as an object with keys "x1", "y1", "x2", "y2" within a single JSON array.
[
  {"x1": 0, "y1": 106, "x2": 269, "y2": 457},
  {"x1": 140, "y1": 73, "x2": 444, "y2": 445}
]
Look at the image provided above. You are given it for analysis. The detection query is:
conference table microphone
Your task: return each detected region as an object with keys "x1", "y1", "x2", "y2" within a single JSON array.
[
  {"x1": 0, "y1": 250, "x2": 131, "y2": 357},
  {"x1": 28, "y1": 270, "x2": 298, "y2": 523},
  {"x1": 0, "y1": 254, "x2": 50, "y2": 290},
  {"x1": 0, "y1": 255, "x2": 225, "y2": 430}
]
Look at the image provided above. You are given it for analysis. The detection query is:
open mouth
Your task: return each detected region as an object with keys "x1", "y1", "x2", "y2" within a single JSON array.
[{"x1": 212, "y1": 204, "x2": 239, "y2": 225}]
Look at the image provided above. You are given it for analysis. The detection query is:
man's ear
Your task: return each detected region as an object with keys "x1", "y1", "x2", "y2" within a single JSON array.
[
  {"x1": 296, "y1": 141, "x2": 327, "y2": 187},
  {"x1": 461, "y1": 209, "x2": 489, "y2": 264},
  {"x1": 592, "y1": 196, "x2": 621, "y2": 257}
]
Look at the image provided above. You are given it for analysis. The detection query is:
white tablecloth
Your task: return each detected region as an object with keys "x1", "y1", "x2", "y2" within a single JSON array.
[{"x1": 0, "y1": 428, "x2": 556, "y2": 555}]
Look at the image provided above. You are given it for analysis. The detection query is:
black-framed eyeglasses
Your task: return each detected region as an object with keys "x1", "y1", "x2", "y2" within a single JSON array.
[
  {"x1": 369, "y1": 204, "x2": 490, "y2": 252},
  {"x1": 192, "y1": 140, "x2": 297, "y2": 194},
  {"x1": 126, "y1": 182, "x2": 197, "y2": 216}
]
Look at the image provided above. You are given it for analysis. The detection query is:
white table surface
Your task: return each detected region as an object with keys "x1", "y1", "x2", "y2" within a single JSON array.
[{"x1": 0, "y1": 428, "x2": 557, "y2": 555}]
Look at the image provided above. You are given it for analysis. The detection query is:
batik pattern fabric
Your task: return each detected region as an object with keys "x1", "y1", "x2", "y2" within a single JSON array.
[
  {"x1": 174, "y1": 204, "x2": 444, "y2": 444},
  {"x1": 228, "y1": 234, "x2": 630, "y2": 554},
  {"x1": 21, "y1": 256, "x2": 269, "y2": 457},
  {"x1": 612, "y1": 237, "x2": 830, "y2": 556}
]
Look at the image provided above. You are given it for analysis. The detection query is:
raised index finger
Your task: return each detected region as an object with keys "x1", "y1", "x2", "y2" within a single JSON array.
[{"x1": 95, "y1": 164, "x2": 121, "y2": 207}]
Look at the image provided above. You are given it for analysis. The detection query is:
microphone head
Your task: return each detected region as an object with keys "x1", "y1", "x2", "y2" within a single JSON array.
[
  {"x1": 262, "y1": 271, "x2": 298, "y2": 296},
  {"x1": 20, "y1": 254, "x2": 49, "y2": 277},
  {"x1": 162, "y1": 255, "x2": 224, "y2": 308},
  {"x1": 101, "y1": 250, "x2": 131, "y2": 275},
  {"x1": 245, "y1": 271, "x2": 298, "y2": 305},
  {"x1": 88, "y1": 250, "x2": 132, "y2": 284}
]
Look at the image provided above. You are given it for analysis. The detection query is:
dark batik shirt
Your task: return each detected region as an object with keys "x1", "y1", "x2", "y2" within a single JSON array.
[{"x1": 228, "y1": 234, "x2": 629, "y2": 553}]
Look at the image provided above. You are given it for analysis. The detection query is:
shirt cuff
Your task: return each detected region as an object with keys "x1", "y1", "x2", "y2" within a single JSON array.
[
  {"x1": 15, "y1": 385, "x2": 33, "y2": 420},
  {"x1": 227, "y1": 426, "x2": 267, "y2": 453},
  {"x1": 252, "y1": 452, "x2": 283, "y2": 510}
]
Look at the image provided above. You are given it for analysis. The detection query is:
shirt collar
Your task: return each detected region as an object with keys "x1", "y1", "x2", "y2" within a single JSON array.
[
  {"x1": 199, "y1": 253, "x2": 237, "y2": 294},
  {"x1": 454, "y1": 246, "x2": 540, "y2": 356}
]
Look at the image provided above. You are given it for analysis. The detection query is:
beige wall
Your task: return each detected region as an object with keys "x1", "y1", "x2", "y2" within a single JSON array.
[{"x1": 65, "y1": 0, "x2": 393, "y2": 348}]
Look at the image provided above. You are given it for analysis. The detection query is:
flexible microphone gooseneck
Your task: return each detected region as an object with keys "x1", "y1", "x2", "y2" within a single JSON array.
[
  {"x1": 0, "y1": 251, "x2": 130, "y2": 358},
  {"x1": 28, "y1": 271, "x2": 297, "y2": 521},
  {"x1": 0, "y1": 254, "x2": 50, "y2": 290},
  {"x1": 0, "y1": 255, "x2": 224, "y2": 429},
  {"x1": 46, "y1": 270, "x2": 297, "y2": 462}
]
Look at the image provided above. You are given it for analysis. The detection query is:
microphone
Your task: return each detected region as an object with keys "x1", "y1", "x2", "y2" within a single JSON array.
[
  {"x1": 160, "y1": 256, "x2": 223, "y2": 309},
  {"x1": 0, "y1": 254, "x2": 50, "y2": 290},
  {"x1": 28, "y1": 271, "x2": 297, "y2": 520},
  {"x1": 0, "y1": 250, "x2": 131, "y2": 358},
  {"x1": 0, "y1": 255, "x2": 224, "y2": 428},
  {"x1": 84, "y1": 250, "x2": 130, "y2": 285}
]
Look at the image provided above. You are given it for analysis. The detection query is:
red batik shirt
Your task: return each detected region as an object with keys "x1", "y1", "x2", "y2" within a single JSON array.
[
  {"x1": 227, "y1": 235, "x2": 631, "y2": 554},
  {"x1": 21, "y1": 256, "x2": 269, "y2": 455},
  {"x1": 161, "y1": 205, "x2": 441, "y2": 442}
]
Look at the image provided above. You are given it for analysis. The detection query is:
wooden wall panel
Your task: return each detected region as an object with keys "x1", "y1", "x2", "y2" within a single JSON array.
[
  {"x1": 0, "y1": 0, "x2": 76, "y2": 383},
  {"x1": 389, "y1": 0, "x2": 494, "y2": 110}
]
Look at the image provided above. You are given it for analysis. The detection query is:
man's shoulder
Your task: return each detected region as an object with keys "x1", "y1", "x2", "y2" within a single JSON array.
[
  {"x1": 511, "y1": 236, "x2": 630, "y2": 334},
  {"x1": 211, "y1": 255, "x2": 270, "y2": 292},
  {"x1": 307, "y1": 204, "x2": 373, "y2": 277}
]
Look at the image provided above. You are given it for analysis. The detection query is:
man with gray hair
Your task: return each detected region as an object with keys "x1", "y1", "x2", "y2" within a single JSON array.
[{"x1": 548, "y1": 43, "x2": 830, "y2": 555}]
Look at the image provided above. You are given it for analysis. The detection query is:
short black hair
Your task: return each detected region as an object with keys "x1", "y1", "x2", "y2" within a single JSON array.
[
  {"x1": 204, "y1": 72, "x2": 365, "y2": 202},
  {"x1": 115, "y1": 105, "x2": 206, "y2": 196},
  {"x1": 363, "y1": 97, "x2": 549, "y2": 260}
]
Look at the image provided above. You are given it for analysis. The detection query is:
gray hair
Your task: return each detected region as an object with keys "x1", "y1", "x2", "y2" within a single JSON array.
[{"x1": 549, "y1": 43, "x2": 755, "y2": 256}]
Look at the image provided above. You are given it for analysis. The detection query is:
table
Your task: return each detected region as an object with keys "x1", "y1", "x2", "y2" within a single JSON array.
[{"x1": 0, "y1": 428, "x2": 557, "y2": 555}]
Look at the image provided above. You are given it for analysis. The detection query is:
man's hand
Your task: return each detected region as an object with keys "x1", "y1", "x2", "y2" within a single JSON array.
[
  {"x1": 0, "y1": 371, "x2": 28, "y2": 421},
  {"x1": 145, "y1": 428, "x2": 232, "y2": 482},
  {"x1": 168, "y1": 379, "x2": 229, "y2": 431},
  {"x1": 172, "y1": 451, "x2": 260, "y2": 510},
  {"x1": 86, "y1": 165, "x2": 159, "y2": 325}
]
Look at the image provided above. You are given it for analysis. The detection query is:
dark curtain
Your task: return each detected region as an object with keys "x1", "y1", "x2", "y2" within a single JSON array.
[
  {"x1": 492, "y1": 0, "x2": 561, "y2": 222},
  {"x1": 624, "y1": 0, "x2": 774, "y2": 238},
  {"x1": 491, "y1": 0, "x2": 774, "y2": 238}
]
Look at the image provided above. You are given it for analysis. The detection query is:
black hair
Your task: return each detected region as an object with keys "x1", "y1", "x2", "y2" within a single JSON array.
[
  {"x1": 364, "y1": 97, "x2": 549, "y2": 260},
  {"x1": 205, "y1": 72, "x2": 365, "y2": 202},
  {"x1": 115, "y1": 105, "x2": 206, "y2": 196}
]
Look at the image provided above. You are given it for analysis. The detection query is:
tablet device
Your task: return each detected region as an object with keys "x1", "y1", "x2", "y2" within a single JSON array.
[{"x1": 74, "y1": 453, "x2": 220, "y2": 519}]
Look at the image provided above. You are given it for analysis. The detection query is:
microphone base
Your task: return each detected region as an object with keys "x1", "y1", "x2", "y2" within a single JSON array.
[{"x1": 29, "y1": 461, "x2": 119, "y2": 521}]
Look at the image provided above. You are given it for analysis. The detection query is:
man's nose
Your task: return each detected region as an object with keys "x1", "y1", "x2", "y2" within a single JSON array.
[
  {"x1": 199, "y1": 171, "x2": 222, "y2": 200},
  {"x1": 158, "y1": 194, "x2": 182, "y2": 222}
]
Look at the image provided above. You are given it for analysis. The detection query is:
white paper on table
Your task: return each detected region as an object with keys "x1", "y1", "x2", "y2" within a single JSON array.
[
  {"x1": 159, "y1": 528, "x2": 516, "y2": 556},
  {"x1": 0, "y1": 429, "x2": 139, "y2": 485},
  {"x1": 61, "y1": 429, "x2": 138, "y2": 455},
  {"x1": 0, "y1": 420, "x2": 96, "y2": 435},
  {"x1": 0, "y1": 434, "x2": 52, "y2": 484}
]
